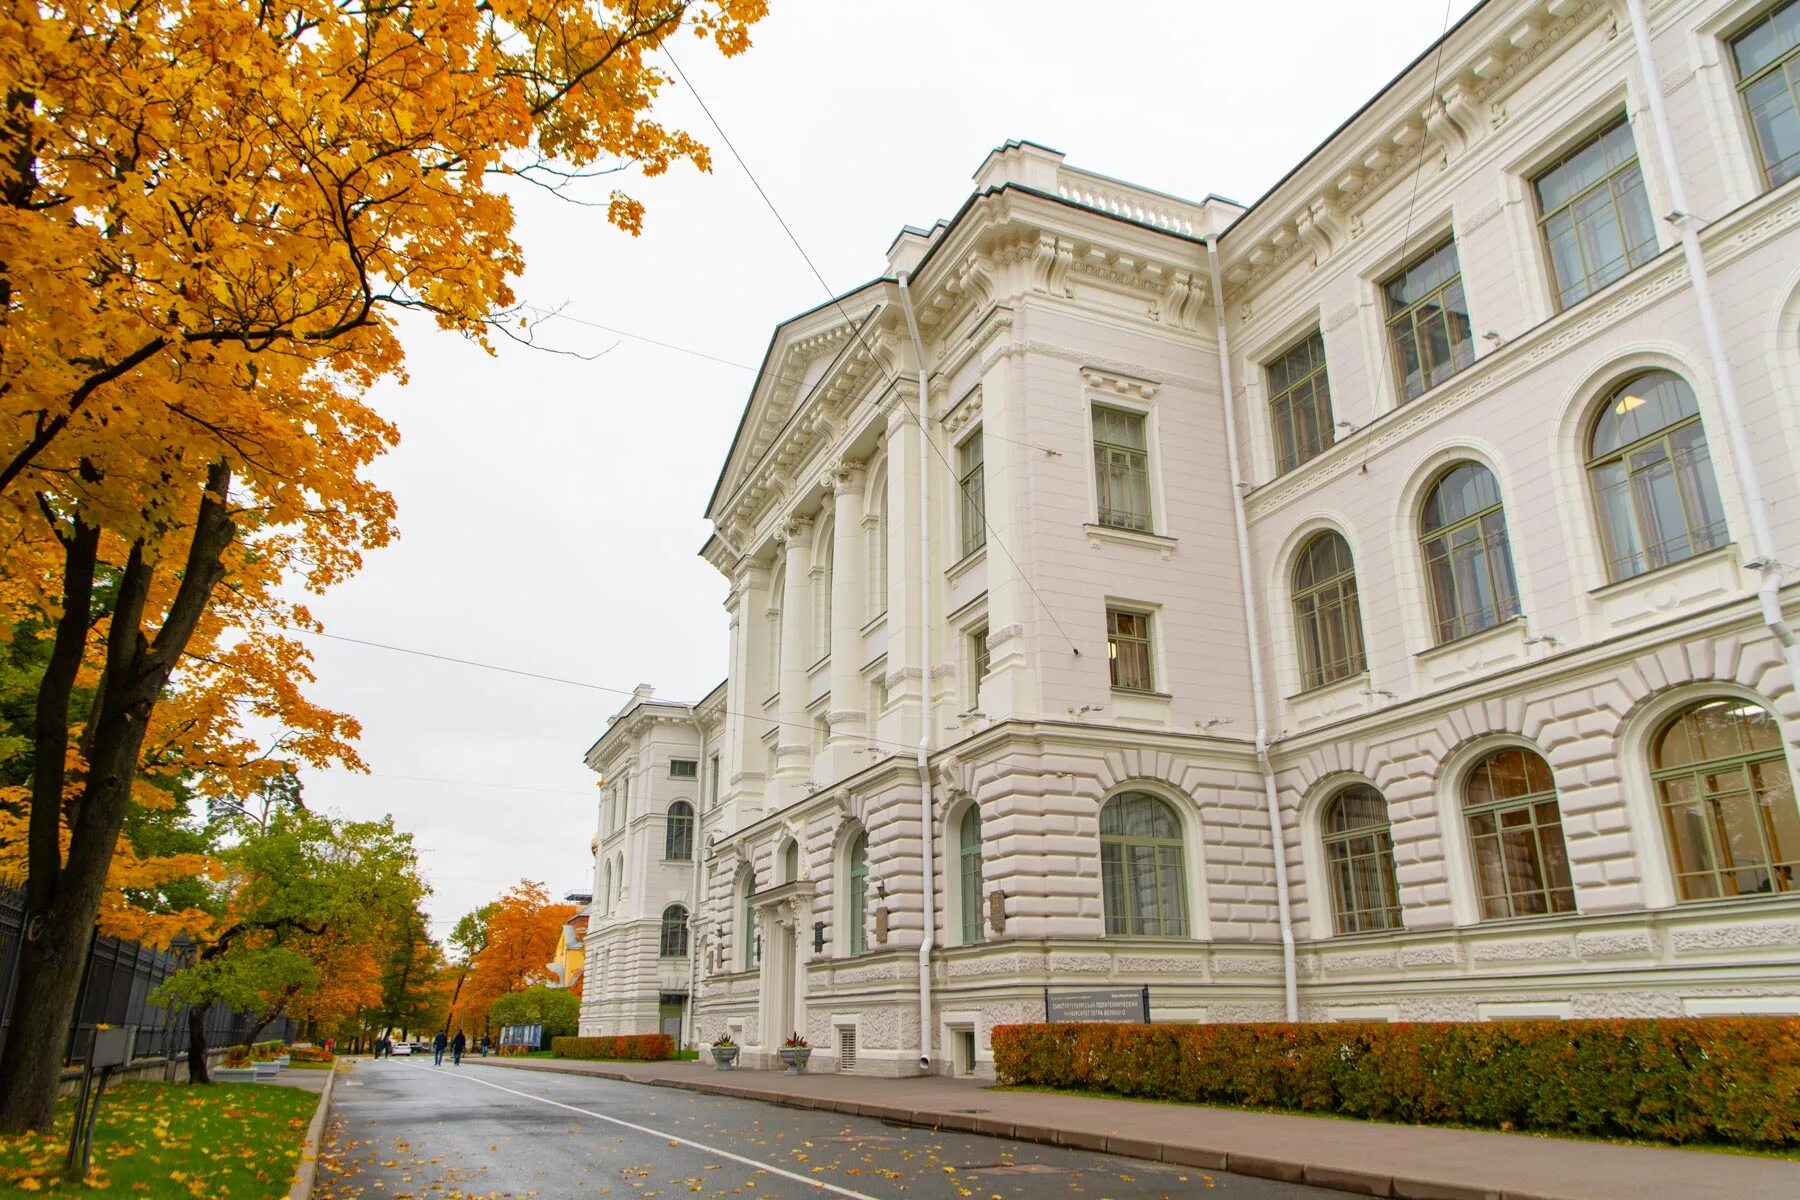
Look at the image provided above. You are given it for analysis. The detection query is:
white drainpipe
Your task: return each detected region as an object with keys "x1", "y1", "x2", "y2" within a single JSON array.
[
  {"x1": 1623, "y1": 0, "x2": 1800, "y2": 684},
  {"x1": 896, "y1": 272, "x2": 936, "y2": 1072},
  {"x1": 685, "y1": 705, "x2": 706, "y2": 1050},
  {"x1": 1205, "y1": 236, "x2": 1299, "y2": 1022}
]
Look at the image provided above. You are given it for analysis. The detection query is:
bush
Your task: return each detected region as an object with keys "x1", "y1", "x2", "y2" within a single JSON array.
[
  {"x1": 550, "y1": 1034, "x2": 675, "y2": 1062},
  {"x1": 490, "y1": 985, "x2": 581, "y2": 1039},
  {"x1": 990, "y1": 1017, "x2": 1800, "y2": 1148},
  {"x1": 288, "y1": 1046, "x2": 334, "y2": 1063}
]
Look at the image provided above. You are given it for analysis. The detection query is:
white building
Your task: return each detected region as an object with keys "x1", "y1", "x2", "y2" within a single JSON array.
[{"x1": 585, "y1": 0, "x2": 1800, "y2": 1074}]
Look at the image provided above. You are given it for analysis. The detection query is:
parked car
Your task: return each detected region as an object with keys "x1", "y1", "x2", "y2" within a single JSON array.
[
  {"x1": 389, "y1": 1041, "x2": 412, "y2": 1056},
  {"x1": 411, "y1": 1041, "x2": 431, "y2": 1053}
]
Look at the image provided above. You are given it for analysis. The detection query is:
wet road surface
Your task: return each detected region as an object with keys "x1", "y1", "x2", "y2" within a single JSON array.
[{"x1": 315, "y1": 1057, "x2": 1339, "y2": 1199}]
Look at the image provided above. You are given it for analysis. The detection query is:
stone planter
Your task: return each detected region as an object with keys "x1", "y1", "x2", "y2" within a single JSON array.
[
  {"x1": 275, "y1": 1056, "x2": 290, "y2": 1070},
  {"x1": 252, "y1": 1060, "x2": 280, "y2": 1080},
  {"x1": 777, "y1": 1046, "x2": 811, "y2": 1076},
  {"x1": 711, "y1": 1046, "x2": 739, "y2": 1071},
  {"x1": 213, "y1": 1066, "x2": 258, "y2": 1083}
]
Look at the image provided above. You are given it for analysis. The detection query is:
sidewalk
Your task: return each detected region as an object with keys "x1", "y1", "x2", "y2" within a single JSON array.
[{"x1": 473, "y1": 1055, "x2": 1798, "y2": 1200}]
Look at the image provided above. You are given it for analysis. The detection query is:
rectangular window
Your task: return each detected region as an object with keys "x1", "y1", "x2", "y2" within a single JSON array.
[
  {"x1": 669, "y1": 758, "x2": 698, "y2": 779},
  {"x1": 812, "y1": 713, "x2": 830, "y2": 756},
  {"x1": 1384, "y1": 239, "x2": 1474, "y2": 403},
  {"x1": 869, "y1": 676, "x2": 887, "y2": 726},
  {"x1": 1733, "y1": 0, "x2": 1800, "y2": 189},
  {"x1": 1106, "y1": 608, "x2": 1154, "y2": 692},
  {"x1": 708, "y1": 754, "x2": 722, "y2": 808},
  {"x1": 1534, "y1": 117, "x2": 1658, "y2": 309},
  {"x1": 969, "y1": 626, "x2": 990, "y2": 705},
  {"x1": 958, "y1": 429, "x2": 986, "y2": 558},
  {"x1": 1092, "y1": 405, "x2": 1152, "y2": 532},
  {"x1": 1267, "y1": 331, "x2": 1334, "y2": 473}
]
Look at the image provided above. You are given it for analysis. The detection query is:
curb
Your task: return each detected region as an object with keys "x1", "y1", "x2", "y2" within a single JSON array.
[
  {"x1": 463, "y1": 1060, "x2": 1604, "y2": 1200},
  {"x1": 285, "y1": 1062, "x2": 339, "y2": 1200}
]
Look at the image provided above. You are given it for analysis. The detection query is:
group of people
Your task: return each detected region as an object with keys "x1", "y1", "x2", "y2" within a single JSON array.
[{"x1": 372, "y1": 1030, "x2": 486, "y2": 1063}]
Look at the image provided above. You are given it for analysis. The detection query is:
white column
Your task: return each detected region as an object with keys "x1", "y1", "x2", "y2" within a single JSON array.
[
  {"x1": 825, "y1": 458, "x2": 867, "y2": 784},
  {"x1": 971, "y1": 353, "x2": 1038, "y2": 719},
  {"x1": 774, "y1": 514, "x2": 815, "y2": 807},
  {"x1": 725, "y1": 560, "x2": 772, "y2": 822}
]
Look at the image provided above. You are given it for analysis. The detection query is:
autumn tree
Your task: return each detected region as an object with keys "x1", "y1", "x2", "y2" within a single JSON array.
[
  {"x1": 371, "y1": 908, "x2": 447, "y2": 1043},
  {"x1": 0, "y1": 0, "x2": 765, "y2": 1133},
  {"x1": 452, "y1": 881, "x2": 577, "y2": 1035}
]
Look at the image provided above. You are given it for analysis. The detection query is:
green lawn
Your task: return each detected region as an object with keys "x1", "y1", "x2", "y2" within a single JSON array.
[{"x1": 0, "y1": 1081, "x2": 317, "y2": 1197}]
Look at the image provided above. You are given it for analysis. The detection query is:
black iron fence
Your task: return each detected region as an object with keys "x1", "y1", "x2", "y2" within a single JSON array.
[{"x1": 0, "y1": 889, "x2": 293, "y2": 1066}]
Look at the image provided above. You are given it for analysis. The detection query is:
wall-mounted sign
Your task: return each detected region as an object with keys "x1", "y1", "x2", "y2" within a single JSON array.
[{"x1": 1044, "y1": 986, "x2": 1151, "y2": 1024}]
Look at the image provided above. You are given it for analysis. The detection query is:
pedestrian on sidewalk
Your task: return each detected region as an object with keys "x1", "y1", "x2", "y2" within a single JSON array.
[
  {"x1": 451, "y1": 1029, "x2": 466, "y2": 1066},
  {"x1": 433, "y1": 1030, "x2": 447, "y2": 1066}
]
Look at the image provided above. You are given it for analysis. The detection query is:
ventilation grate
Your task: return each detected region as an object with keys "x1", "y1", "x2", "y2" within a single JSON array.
[{"x1": 837, "y1": 1027, "x2": 857, "y2": 1073}]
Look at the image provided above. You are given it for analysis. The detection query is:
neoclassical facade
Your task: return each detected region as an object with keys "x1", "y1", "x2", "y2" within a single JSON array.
[{"x1": 584, "y1": 0, "x2": 1800, "y2": 1073}]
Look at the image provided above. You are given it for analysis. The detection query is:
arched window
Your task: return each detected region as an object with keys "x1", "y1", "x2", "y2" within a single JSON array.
[
  {"x1": 1420, "y1": 462, "x2": 1520, "y2": 644},
  {"x1": 767, "y1": 562, "x2": 784, "y2": 680},
  {"x1": 1292, "y1": 531, "x2": 1367, "y2": 689},
  {"x1": 847, "y1": 832, "x2": 870, "y2": 956},
  {"x1": 867, "y1": 466, "x2": 889, "y2": 621},
  {"x1": 1653, "y1": 698, "x2": 1798, "y2": 900},
  {"x1": 599, "y1": 861, "x2": 612, "y2": 916},
  {"x1": 1464, "y1": 747, "x2": 1575, "y2": 919},
  {"x1": 781, "y1": 838, "x2": 800, "y2": 884},
  {"x1": 660, "y1": 904, "x2": 689, "y2": 958},
  {"x1": 1321, "y1": 785, "x2": 1401, "y2": 933},
  {"x1": 736, "y1": 870, "x2": 758, "y2": 971},
  {"x1": 665, "y1": 801, "x2": 694, "y2": 861},
  {"x1": 1099, "y1": 791, "x2": 1188, "y2": 937},
  {"x1": 814, "y1": 517, "x2": 834, "y2": 660},
  {"x1": 1587, "y1": 371, "x2": 1728, "y2": 582},
  {"x1": 958, "y1": 805, "x2": 984, "y2": 945}
]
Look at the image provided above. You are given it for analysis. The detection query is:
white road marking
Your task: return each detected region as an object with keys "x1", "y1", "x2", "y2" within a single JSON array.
[{"x1": 406, "y1": 1063, "x2": 885, "y2": 1200}]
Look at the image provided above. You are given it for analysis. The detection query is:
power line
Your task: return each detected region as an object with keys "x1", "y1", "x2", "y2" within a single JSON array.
[
  {"x1": 661, "y1": 45, "x2": 1083, "y2": 657},
  {"x1": 314, "y1": 768, "x2": 597, "y2": 800}
]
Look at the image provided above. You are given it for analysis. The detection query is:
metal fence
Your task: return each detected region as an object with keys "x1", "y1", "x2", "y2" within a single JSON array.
[{"x1": 0, "y1": 889, "x2": 293, "y2": 1066}]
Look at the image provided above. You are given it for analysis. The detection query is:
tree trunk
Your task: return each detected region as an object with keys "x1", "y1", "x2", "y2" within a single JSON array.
[
  {"x1": 0, "y1": 464, "x2": 235, "y2": 1133},
  {"x1": 187, "y1": 1004, "x2": 213, "y2": 1084}
]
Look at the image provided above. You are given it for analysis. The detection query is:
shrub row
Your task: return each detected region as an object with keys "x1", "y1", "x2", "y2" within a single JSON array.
[
  {"x1": 550, "y1": 1034, "x2": 675, "y2": 1062},
  {"x1": 990, "y1": 1017, "x2": 1800, "y2": 1148},
  {"x1": 288, "y1": 1046, "x2": 334, "y2": 1063}
]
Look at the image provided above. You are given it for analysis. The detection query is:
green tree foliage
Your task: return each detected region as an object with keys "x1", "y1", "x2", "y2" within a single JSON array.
[{"x1": 489, "y1": 985, "x2": 580, "y2": 1040}]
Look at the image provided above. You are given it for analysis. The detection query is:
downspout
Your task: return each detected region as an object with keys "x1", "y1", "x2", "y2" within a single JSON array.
[
  {"x1": 1205, "y1": 236, "x2": 1299, "y2": 1022},
  {"x1": 896, "y1": 272, "x2": 936, "y2": 1072},
  {"x1": 685, "y1": 705, "x2": 705, "y2": 1051},
  {"x1": 1623, "y1": 0, "x2": 1800, "y2": 685}
]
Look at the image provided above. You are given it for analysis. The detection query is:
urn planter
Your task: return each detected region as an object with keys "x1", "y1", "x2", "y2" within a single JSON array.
[
  {"x1": 777, "y1": 1047, "x2": 811, "y2": 1075},
  {"x1": 711, "y1": 1046, "x2": 739, "y2": 1071},
  {"x1": 213, "y1": 1066, "x2": 258, "y2": 1083}
]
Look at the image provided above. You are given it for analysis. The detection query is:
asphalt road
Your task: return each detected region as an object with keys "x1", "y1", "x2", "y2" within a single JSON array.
[{"x1": 315, "y1": 1058, "x2": 1339, "y2": 1200}]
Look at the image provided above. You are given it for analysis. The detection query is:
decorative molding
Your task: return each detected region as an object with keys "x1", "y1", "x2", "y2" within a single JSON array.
[
  {"x1": 1032, "y1": 234, "x2": 1075, "y2": 296},
  {"x1": 942, "y1": 388, "x2": 984, "y2": 439},
  {"x1": 1079, "y1": 366, "x2": 1160, "y2": 401}
]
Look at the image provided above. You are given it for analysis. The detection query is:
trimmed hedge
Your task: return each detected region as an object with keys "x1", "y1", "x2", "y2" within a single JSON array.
[
  {"x1": 288, "y1": 1046, "x2": 335, "y2": 1063},
  {"x1": 991, "y1": 1017, "x2": 1800, "y2": 1148},
  {"x1": 550, "y1": 1034, "x2": 675, "y2": 1062}
]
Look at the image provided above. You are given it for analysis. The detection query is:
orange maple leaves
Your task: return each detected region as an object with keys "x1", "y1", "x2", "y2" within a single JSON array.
[{"x1": 453, "y1": 880, "x2": 578, "y2": 1031}]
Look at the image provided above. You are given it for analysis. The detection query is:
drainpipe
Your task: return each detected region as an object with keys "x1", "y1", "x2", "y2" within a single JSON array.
[
  {"x1": 1205, "y1": 236, "x2": 1299, "y2": 1022},
  {"x1": 896, "y1": 272, "x2": 936, "y2": 1072},
  {"x1": 685, "y1": 706, "x2": 706, "y2": 1051},
  {"x1": 1622, "y1": 0, "x2": 1800, "y2": 686}
]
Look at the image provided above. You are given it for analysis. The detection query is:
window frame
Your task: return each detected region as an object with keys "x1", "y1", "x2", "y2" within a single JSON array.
[
  {"x1": 846, "y1": 831, "x2": 870, "y2": 956},
  {"x1": 1418, "y1": 461, "x2": 1522, "y2": 645},
  {"x1": 1463, "y1": 747, "x2": 1577, "y2": 921},
  {"x1": 968, "y1": 624, "x2": 990, "y2": 707},
  {"x1": 1266, "y1": 330, "x2": 1335, "y2": 474},
  {"x1": 1382, "y1": 237, "x2": 1475, "y2": 403},
  {"x1": 1730, "y1": 0, "x2": 1800, "y2": 189},
  {"x1": 1105, "y1": 606, "x2": 1156, "y2": 693},
  {"x1": 1091, "y1": 403, "x2": 1154, "y2": 533},
  {"x1": 1320, "y1": 785, "x2": 1402, "y2": 935},
  {"x1": 958, "y1": 427, "x2": 987, "y2": 559},
  {"x1": 957, "y1": 804, "x2": 984, "y2": 946},
  {"x1": 665, "y1": 800, "x2": 694, "y2": 861},
  {"x1": 1098, "y1": 790, "x2": 1189, "y2": 938},
  {"x1": 660, "y1": 904, "x2": 689, "y2": 958},
  {"x1": 669, "y1": 758, "x2": 698, "y2": 779},
  {"x1": 1651, "y1": 698, "x2": 1799, "y2": 901},
  {"x1": 708, "y1": 753, "x2": 722, "y2": 809},
  {"x1": 738, "y1": 872, "x2": 759, "y2": 971},
  {"x1": 1584, "y1": 371, "x2": 1729, "y2": 583},
  {"x1": 1531, "y1": 115, "x2": 1659, "y2": 310},
  {"x1": 1291, "y1": 530, "x2": 1367, "y2": 691}
]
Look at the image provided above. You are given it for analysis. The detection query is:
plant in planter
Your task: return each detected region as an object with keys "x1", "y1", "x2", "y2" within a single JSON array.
[
  {"x1": 777, "y1": 1033, "x2": 811, "y2": 1076},
  {"x1": 710, "y1": 1033, "x2": 739, "y2": 1071},
  {"x1": 213, "y1": 1046, "x2": 258, "y2": 1084}
]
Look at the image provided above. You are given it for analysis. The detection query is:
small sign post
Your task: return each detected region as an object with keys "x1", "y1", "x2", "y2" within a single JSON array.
[
  {"x1": 66, "y1": 1027, "x2": 131, "y2": 1178},
  {"x1": 1043, "y1": 987, "x2": 1151, "y2": 1024}
]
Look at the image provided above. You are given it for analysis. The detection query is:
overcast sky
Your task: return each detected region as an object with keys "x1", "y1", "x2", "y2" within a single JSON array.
[{"x1": 289, "y1": 0, "x2": 1483, "y2": 941}]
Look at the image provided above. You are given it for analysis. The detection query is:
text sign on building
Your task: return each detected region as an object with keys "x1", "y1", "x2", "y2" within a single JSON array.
[{"x1": 1044, "y1": 986, "x2": 1150, "y2": 1024}]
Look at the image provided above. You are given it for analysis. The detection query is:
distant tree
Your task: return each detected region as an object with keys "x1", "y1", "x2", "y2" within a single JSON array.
[
  {"x1": 452, "y1": 881, "x2": 576, "y2": 1034},
  {"x1": 489, "y1": 985, "x2": 580, "y2": 1041}
]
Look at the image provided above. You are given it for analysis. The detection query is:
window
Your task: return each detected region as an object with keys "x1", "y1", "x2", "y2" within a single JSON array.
[
  {"x1": 1652, "y1": 698, "x2": 1799, "y2": 900},
  {"x1": 969, "y1": 625, "x2": 990, "y2": 704},
  {"x1": 1099, "y1": 791, "x2": 1188, "y2": 937},
  {"x1": 1321, "y1": 785, "x2": 1401, "y2": 934},
  {"x1": 1292, "y1": 531, "x2": 1367, "y2": 690},
  {"x1": 767, "y1": 563, "x2": 784, "y2": 680},
  {"x1": 1384, "y1": 239, "x2": 1474, "y2": 402},
  {"x1": 708, "y1": 754, "x2": 721, "y2": 809},
  {"x1": 959, "y1": 429, "x2": 986, "y2": 558},
  {"x1": 660, "y1": 904, "x2": 689, "y2": 958},
  {"x1": 812, "y1": 713, "x2": 830, "y2": 756},
  {"x1": 847, "y1": 832, "x2": 870, "y2": 956},
  {"x1": 1464, "y1": 748, "x2": 1576, "y2": 919},
  {"x1": 1534, "y1": 117, "x2": 1658, "y2": 308},
  {"x1": 1106, "y1": 608, "x2": 1154, "y2": 692},
  {"x1": 782, "y1": 839, "x2": 801, "y2": 884},
  {"x1": 814, "y1": 529, "x2": 834, "y2": 659},
  {"x1": 1732, "y1": 0, "x2": 1800, "y2": 188},
  {"x1": 958, "y1": 805, "x2": 984, "y2": 945},
  {"x1": 665, "y1": 801, "x2": 694, "y2": 861},
  {"x1": 738, "y1": 872, "x2": 758, "y2": 970},
  {"x1": 1419, "y1": 462, "x2": 1521, "y2": 643},
  {"x1": 1268, "y1": 331, "x2": 1334, "y2": 473},
  {"x1": 1093, "y1": 405, "x2": 1152, "y2": 531},
  {"x1": 868, "y1": 469, "x2": 889, "y2": 620},
  {"x1": 670, "y1": 758, "x2": 698, "y2": 779},
  {"x1": 1587, "y1": 371, "x2": 1728, "y2": 582}
]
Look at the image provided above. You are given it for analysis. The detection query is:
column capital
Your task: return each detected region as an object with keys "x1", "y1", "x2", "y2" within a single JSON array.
[
  {"x1": 774, "y1": 511, "x2": 815, "y2": 548},
  {"x1": 821, "y1": 458, "x2": 868, "y2": 495}
]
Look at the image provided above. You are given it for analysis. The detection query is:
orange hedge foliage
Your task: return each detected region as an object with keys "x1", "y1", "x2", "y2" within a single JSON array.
[
  {"x1": 991, "y1": 1017, "x2": 1800, "y2": 1147},
  {"x1": 288, "y1": 1046, "x2": 335, "y2": 1063},
  {"x1": 549, "y1": 1035, "x2": 675, "y2": 1062}
]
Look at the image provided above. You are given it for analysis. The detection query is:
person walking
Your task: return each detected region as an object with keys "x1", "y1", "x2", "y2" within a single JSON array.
[
  {"x1": 451, "y1": 1029, "x2": 466, "y2": 1066},
  {"x1": 433, "y1": 1030, "x2": 447, "y2": 1066}
]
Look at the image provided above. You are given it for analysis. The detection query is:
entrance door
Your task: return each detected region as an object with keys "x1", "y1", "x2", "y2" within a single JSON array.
[{"x1": 658, "y1": 994, "x2": 685, "y2": 1042}]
